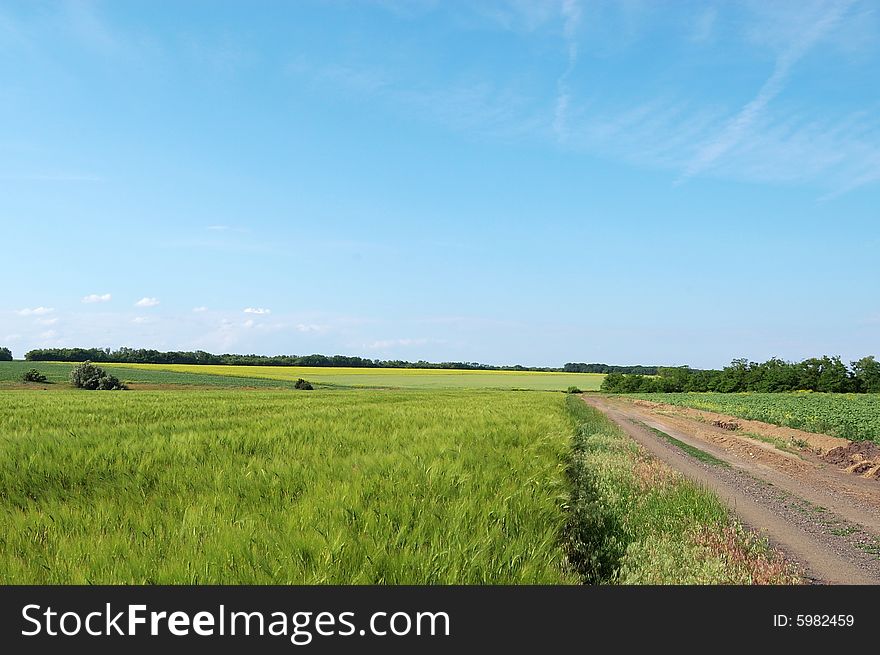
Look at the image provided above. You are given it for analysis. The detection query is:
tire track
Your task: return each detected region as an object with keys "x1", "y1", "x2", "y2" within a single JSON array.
[{"x1": 583, "y1": 395, "x2": 880, "y2": 585}]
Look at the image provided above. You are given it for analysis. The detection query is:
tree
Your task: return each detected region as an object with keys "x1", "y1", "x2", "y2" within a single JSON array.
[
  {"x1": 716, "y1": 358, "x2": 751, "y2": 392},
  {"x1": 753, "y1": 358, "x2": 800, "y2": 392},
  {"x1": 294, "y1": 378, "x2": 313, "y2": 390},
  {"x1": 69, "y1": 361, "x2": 126, "y2": 390},
  {"x1": 815, "y1": 356, "x2": 852, "y2": 393},
  {"x1": 0, "y1": 347, "x2": 11, "y2": 361},
  {"x1": 600, "y1": 372, "x2": 626, "y2": 392},
  {"x1": 22, "y1": 369, "x2": 48, "y2": 383},
  {"x1": 656, "y1": 366, "x2": 692, "y2": 392},
  {"x1": 852, "y1": 356, "x2": 880, "y2": 393}
]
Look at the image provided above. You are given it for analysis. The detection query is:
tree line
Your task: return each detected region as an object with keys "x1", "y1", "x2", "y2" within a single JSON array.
[
  {"x1": 22, "y1": 346, "x2": 634, "y2": 373},
  {"x1": 563, "y1": 363, "x2": 659, "y2": 374},
  {"x1": 600, "y1": 356, "x2": 880, "y2": 394}
]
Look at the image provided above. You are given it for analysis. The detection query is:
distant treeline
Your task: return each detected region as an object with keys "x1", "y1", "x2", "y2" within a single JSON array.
[
  {"x1": 601, "y1": 356, "x2": 880, "y2": 394},
  {"x1": 23, "y1": 347, "x2": 630, "y2": 373},
  {"x1": 563, "y1": 363, "x2": 659, "y2": 374}
]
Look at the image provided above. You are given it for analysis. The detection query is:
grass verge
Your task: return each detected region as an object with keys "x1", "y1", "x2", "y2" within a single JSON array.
[
  {"x1": 633, "y1": 420, "x2": 729, "y2": 467},
  {"x1": 562, "y1": 395, "x2": 801, "y2": 584}
]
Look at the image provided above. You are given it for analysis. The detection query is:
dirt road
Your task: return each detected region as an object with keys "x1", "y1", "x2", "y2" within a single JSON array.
[{"x1": 583, "y1": 394, "x2": 880, "y2": 585}]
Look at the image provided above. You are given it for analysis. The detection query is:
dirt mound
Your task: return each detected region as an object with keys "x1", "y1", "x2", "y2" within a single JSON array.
[
  {"x1": 711, "y1": 419, "x2": 741, "y2": 431},
  {"x1": 822, "y1": 442, "x2": 880, "y2": 480}
]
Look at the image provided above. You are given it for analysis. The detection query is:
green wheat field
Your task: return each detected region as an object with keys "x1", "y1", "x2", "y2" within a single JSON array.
[
  {"x1": 0, "y1": 388, "x2": 577, "y2": 584},
  {"x1": 0, "y1": 362, "x2": 794, "y2": 584}
]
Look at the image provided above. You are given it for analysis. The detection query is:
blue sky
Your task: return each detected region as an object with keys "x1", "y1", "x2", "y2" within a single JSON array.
[{"x1": 1, "y1": 0, "x2": 878, "y2": 368}]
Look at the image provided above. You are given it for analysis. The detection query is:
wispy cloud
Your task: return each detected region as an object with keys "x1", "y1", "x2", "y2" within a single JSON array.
[
  {"x1": 134, "y1": 297, "x2": 160, "y2": 308},
  {"x1": 691, "y1": 7, "x2": 718, "y2": 43},
  {"x1": 554, "y1": 0, "x2": 582, "y2": 142},
  {"x1": 16, "y1": 306, "x2": 53, "y2": 316},
  {"x1": 192, "y1": 306, "x2": 208, "y2": 313},
  {"x1": 243, "y1": 307, "x2": 271, "y2": 315},
  {"x1": 288, "y1": 42, "x2": 550, "y2": 142},
  {"x1": 680, "y1": 0, "x2": 855, "y2": 182},
  {"x1": 36, "y1": 317, "x2": 58, "y2": 326},
  {"x1": 0, "y1": 173, "x2": 104, "y2": 182},
  {"x1": 82, "y1": 293, "x2": 112, "y2": 303},
  {"x1": 300, "y1": 1, "x2": 878, "y2": 196},
  {"x1": 63, "y1": 0, "x2": 123, "y2": 55}
]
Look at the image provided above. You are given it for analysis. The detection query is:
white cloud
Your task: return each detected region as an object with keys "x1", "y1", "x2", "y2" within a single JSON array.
[
  {"x1": 243, "y1": 319, "x2": 256, "y2": 328},
  {"x1": 295, "y1": 323, "x2": 324, "y2": 333},
  {"x1": 192, "y1": 306, "x2": 208, "y2": 312},
  {"x1": 244, "y1": 307, "x2": 271, "y2": 315},
  {"x1": 36, "y1": 317, "x2": 59, "y2": 326},
  {"x1": 132, "y1": 316, "x2": 149, "y2": 324},
  {"x1": 3, "y1": 334, "x2": 22, "y2": 342},
  {"x1": 82, "y1": 293, "x2": 112, "y2": 303},
  {"x1": 16, "y1": 307, "x2": 54, "y2": 316},
  {"x1": 39, "y1": 330, "x2": 58, "y2": 340},
  {"x1": 135, "y1": 297, "x2": 160, "y2": 308},
  {"x1": 367, "y1": 338, "x2": 429, "y2": 349}
]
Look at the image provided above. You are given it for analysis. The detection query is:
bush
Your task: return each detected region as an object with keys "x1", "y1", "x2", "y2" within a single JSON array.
[
  {"x1": 69, "y1": 361, "x2": 126, "y2": 390},
  {"x1": 566, "y1": 386, "x2": 582, "y2": 394},
  {"x1": 22, "y1": 369, "x2": 48, "y2": 383},
  {"x1": 294, "y1": 378, "x2": 314, "y2": 390}
]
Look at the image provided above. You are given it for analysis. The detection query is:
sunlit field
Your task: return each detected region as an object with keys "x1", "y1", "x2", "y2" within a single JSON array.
[{"x1": 106, "y1": 363, "x2": 606, "y2": 391}]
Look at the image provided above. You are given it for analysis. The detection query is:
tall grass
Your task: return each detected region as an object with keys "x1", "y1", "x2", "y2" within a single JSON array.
[
  {"x1": 562, "y1": 395, "x2": 800, "y2": 584},
  {"x1": 0, "y1": 389, "x2": 577, "y2": 584}
]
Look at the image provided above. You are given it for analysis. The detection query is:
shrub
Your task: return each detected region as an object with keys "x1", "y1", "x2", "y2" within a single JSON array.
[
  {"x1": 22, "y1": 369, "x2": 48, "y2": 383},
  {"x1": 566, "y1": 386, "x2": 582, "y2": 394},
  {"x1": 69, "y1": 361, "x2": 126, "y2": 390},
  {"x1": 294, "y1": 378, "x2": 314, "y2": 390}
]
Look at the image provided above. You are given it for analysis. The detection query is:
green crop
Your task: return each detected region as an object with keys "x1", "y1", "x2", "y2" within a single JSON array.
[
  {"x1": 0, "y1": 361, "x2": 605, "y2": 391},
  {"x1": 633, "y1": 392, "x2": 880, "y2": 443},
  {"x1": 106, "y1": 363, "x2": 606, "y2": 391},
  {"x1": 0, "y1": 389, "x2": 577, "y2": 584}
]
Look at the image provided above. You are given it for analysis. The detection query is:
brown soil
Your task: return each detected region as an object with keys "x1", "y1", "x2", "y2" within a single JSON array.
[
  {"x1": 823, "y1": 442, "x2": 880, "y2": 480},
  {"x1": 629, "y1": 398, "x2": 857, "y2": 462},
  {"x1": 583, "y1": 394, "x2": 880, "y2": 585}
]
